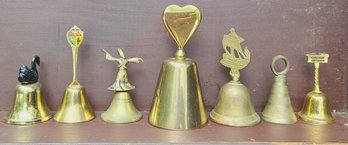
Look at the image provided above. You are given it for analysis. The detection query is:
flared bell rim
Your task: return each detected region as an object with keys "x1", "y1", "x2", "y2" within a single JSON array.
[
  {"x1": 298, "y1": 111, "x2": 335, "y2": 125},
  {"x1": 4, "y1": 114, "x2": 52, "y2": 125},
  {"x1": 261, "y1": 113, "x2": 297, "y2": 124},
  {"x1": 53, "y1": 115, "x2": 95, "y2": 124},
  {"x1": 101, "y1": 112, "x2": 143, "y2": 124},
  {"x1": 210, "y1": 110, "x2": 261, "y2": 127},
  {"x1": 148, "y1": 119, "x2": 208, "y2": 131}
]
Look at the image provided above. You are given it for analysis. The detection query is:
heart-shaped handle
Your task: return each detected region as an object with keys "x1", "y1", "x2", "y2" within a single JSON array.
[{"x1": 163, "y1": 5, "x2": 201, "y2": 59}]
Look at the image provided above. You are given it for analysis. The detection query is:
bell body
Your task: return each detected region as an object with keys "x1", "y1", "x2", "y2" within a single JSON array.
[
  {"x1": 149, "y1": 58, "x2": 207, "y2": 130},
  {"x1": 262, "y1": 75, "x2": 297, "y2": 124},
  {"x1": 5, "y1": 83, "x2": 51, "y2": 125},
  {"x1": 210, "y1": 81, "x2": 260, "y2": 127},
  {"x1": 54, "y1": 85, "x2": 95, "y2": 123},
  {"x1": 299, "y1": 91, "x2": 334, "y2": 124},
  {"x1": 101, "y1": 92, "x2": 142, "y2": 123}
]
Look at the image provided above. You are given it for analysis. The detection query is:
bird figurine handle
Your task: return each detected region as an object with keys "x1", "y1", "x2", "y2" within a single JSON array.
[
  {"x1": 163, "y1": 5, "x2": 201, "y2": 60},
  {"x1": 18, "y1": 55, "x2": 40, "y2": 85},
  {"x1": 220, "y1": 28, "x2": 251, "y2": 81},
  {"x1": 66, "y1": 25, "x2": 84, "y2": 86}
]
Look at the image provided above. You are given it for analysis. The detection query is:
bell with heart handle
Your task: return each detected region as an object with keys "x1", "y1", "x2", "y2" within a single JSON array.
[
  {"x1": 261, "y1": 55, "x2": 297, "y2": 124},
  {"x1": 299, "y1": 53, "x2": 334, "y2": 124},
  {"x1": 54, "y1": 26, "x2": 95, "y2": 123},
  {"x1": 210, "y1": 28, "x2": 260, "y2": 127},
  {"x1": 148, "y1": 4, "x2": 207, "y2": 130},
  {"x1": 5, "y1": 55, "x2": 52, "y2": 125}
]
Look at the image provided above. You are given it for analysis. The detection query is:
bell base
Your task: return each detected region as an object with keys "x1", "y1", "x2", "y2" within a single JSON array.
[
  {"x1": 54, "y1": 85, "x2": 95, "y2": 123},
  {"x1": 210, "y1": 81, "x2": 260, "y2": 127},
  {"x1": 5, "y1": 83, "x2": 52, "y2": 125},
  {"x1": 5, "y1": 114, "x2": 52, "y2": 125},
  {"x1": 261, "y1": 113, "x2": 297, "y2": 125},
  {"x1": 149, "y1": 58, "x2": 207, "y2": 130},
  {"x1": 101, "y1": 92, "x2": 142, "y2": 124},
  {"x1": 210, "y1": 110, "x2": 260, "y2": 127},
  {"x1": 298, "y1": 91, "x2": 335, "y2": 125}
]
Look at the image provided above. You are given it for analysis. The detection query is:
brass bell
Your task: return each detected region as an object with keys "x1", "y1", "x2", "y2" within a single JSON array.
[
  {"x1": 298, "y1": 53, "x2": 334, "y2": 124},
  {"x1": 5, "y1": 56, "x2": 52, "y2": 125},
  {"x1": 54, "y1": 26, "x2": 95, "y2": 123},
  {"x1": 261, "y1": 55, "x2": 297, "y2": 124},
  {"x1": 101, "y1": 48, "x2": 143, "y2": 123},
  {"x1": 210, "y1": 28, "x2": 260, "y2": 127},
  {"x1": 148, "y1": 5, "x2": 207, "y2": 130}
]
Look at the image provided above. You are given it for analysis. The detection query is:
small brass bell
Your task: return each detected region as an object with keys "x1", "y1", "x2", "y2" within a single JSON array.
[
  {"x1": 148, "y1": 5, "x2": 207, "y2": 130},
  {"x1": 54, "y1": 26, "x2": 95, "y2": 123},
  {"x1": 210, "y1": 28, "x2": 260, "y2": 127},
  {"x1": 299, "y1": 53, "x2": 334, "y2": 124},
  {"x1": 101, "y1": 48, "x2": 143, "y2": 123},
  {"x1": 261, "y1": 55, "x2": 297, "y2": 124},
  {"x1": 5, "y1": 56, "x2": 52, "y2": 125}
]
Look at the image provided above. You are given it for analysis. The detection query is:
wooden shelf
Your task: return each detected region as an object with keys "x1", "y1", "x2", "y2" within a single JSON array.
[{"x1": 0, "y1": 111, "x2": 348, "y2": 144}]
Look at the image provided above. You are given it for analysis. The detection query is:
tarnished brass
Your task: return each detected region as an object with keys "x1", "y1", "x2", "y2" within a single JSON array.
[
  {"x1": 5, "y1": 56, "x2": 51, "y2": 125},
  {"x1": 210, "y1": 28, "x2": 260, "y2": 127},
  {"x1": 54, "y1": 25, "x2": 95, "y2": 123},
  {"x1": 148, "y1": 4, "x2": 207, "y2": 130},
  {"x1": 299, "y1": 53, "x2": 334, "y2": 124},
  {"x1": 262, "y1": 55, "x2": 297, "y2": 124},
  {"x1": 101, "y1": 48, "x2": 143, "y2": 123}
]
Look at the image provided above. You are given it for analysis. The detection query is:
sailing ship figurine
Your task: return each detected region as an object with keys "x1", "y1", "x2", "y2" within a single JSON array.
[
  {"x1": 101, "y1": 48, "x2": 143, "y2": 123},
  {"x1": 299, "y1": 53, "x2": 335, "y2": 124},
  {"x1": 210, "y1": 28, "x2": 260, "y2": 127},
  {"x1": 54, "y1": 25, "x2": 95, "y2": 123},
  {"x1": 148, "y1": 4, "x2": 207, "y2": 130},
  {"x1": 5, "y1": 56, "x2": 52, "y2": 125}
]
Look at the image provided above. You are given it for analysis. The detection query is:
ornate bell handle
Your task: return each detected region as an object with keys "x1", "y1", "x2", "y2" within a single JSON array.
[{"x1": 271, "y1": 55, "x2": 290, "y2": 76}]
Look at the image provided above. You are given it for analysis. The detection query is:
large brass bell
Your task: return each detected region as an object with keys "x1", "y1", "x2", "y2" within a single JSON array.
[
  {"x1": 101, "y1": 48, "x2": 143, "y2": 123},
  {"x1": 54, "y1": 26, "x2": 95, "y2": 123},
  {"x1": 5, "y1": 56, "x2": 52, "y2": 125},
  {"x1": 261, "y1": 55, "x2": 297, "y2": 124},
  {"x1": 298, "y1": 53, "x2": 334, "y2": 124},
  {"x1": 210, "y1": 28, "x2": 260, "y2": 127},
  {"x1": 148, "y1": 5, "x2": 207, "y2": 130}
]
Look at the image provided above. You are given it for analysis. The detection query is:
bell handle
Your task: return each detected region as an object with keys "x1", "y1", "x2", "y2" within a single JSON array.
[{"x1": 271, "y1": 55, "x2": 290, "y2": 76}]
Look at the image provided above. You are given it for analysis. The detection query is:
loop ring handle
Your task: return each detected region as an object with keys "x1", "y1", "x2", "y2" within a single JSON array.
[{"x1": 271, "y1": 55, "x2": 290, "y2": 75}]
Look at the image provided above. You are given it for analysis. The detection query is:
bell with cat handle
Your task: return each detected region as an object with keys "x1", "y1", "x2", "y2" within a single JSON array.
[{"x1": 210, "y1": 28, "x2": 260, "y2": 127}]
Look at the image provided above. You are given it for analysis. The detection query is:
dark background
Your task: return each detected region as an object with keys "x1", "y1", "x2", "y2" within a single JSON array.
[{"x1": 0, "y1": 0, "x2": 347, "y2": 112}]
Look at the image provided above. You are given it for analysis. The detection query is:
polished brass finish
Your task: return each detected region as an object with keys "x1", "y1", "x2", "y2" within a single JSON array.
[
  {"x1": 210, "y1": 28, "x2": 260, "y2": 127},
  {"x1": 5, "y1": 83, "x2": 51, "y2": 125},
  {"x1": 54, "y1": 25, "x2": 95, "y2": 123},
  {"x1": 148, "y1": 5, "x2": 207, "y2": 130},
  {"x1": 262, "y1": 55, "x2": 297, "y2": 124},
  {"x1": 299, "y1": 53, "x2": 334, "y2": 124},
  {"x1": 101, "y1": 48, "x2": 143, "y2": 123}
]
